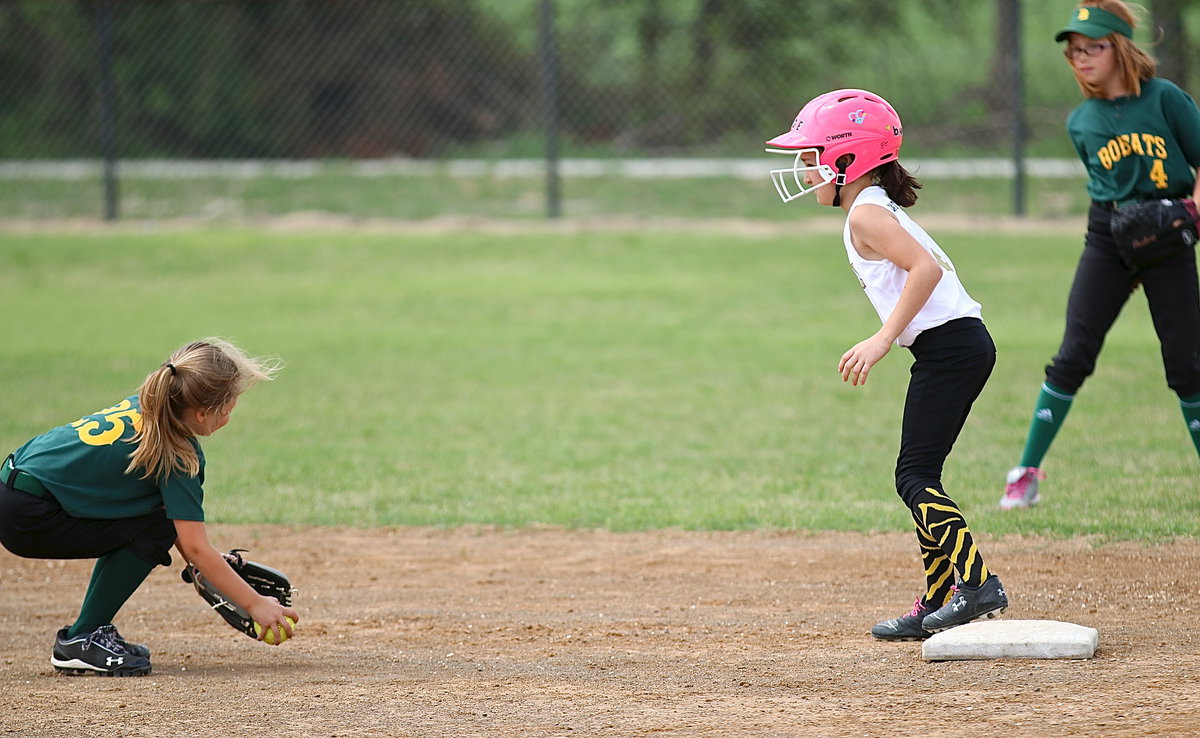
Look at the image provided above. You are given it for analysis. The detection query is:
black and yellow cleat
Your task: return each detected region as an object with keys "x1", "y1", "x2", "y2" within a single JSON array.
[{"x1": 921, "y1": 575, "x2": 1008, "y2": 633}]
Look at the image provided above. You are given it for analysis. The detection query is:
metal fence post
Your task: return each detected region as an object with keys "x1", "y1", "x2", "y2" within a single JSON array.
[
  {"x1": 96, "y1": 0, "x2": 119, "y2": 221},
  {"x1": 1010, "y1": 0, "x2": 1026, "y2": 217},
  {"x1": 538, "y1": 0, "x2": 561, "y2": 219}
]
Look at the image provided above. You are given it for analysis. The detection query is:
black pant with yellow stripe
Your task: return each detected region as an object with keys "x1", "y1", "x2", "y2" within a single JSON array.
[{"x1": 896, "y1": 317, "x2": 996, "y2": 608}]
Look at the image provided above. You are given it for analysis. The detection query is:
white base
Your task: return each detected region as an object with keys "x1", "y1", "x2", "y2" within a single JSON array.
[{"x1": 922, "y1": 619, "x2": 1099, "y2": 661}]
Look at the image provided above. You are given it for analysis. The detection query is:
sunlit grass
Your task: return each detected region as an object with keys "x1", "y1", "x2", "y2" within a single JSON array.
[{"x1": 1, "y1": 224, "x2": 1193, "y2": 539}]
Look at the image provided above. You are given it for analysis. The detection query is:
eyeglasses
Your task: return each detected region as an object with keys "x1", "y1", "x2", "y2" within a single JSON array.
[{"x1": 1063, "y1": 41, "x2": 1113, "y2": 60}]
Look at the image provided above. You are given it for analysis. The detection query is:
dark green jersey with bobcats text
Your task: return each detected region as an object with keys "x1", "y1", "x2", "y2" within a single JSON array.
[
  {"x1": 11, "y1": 395, "x2": 205, "y2": 521},
  {"x1": 1067, "y1": 77, "x2": 1200, "y2": 203}
]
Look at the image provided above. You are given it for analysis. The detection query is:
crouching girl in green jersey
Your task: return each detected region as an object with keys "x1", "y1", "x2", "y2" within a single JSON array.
[{"x1": 0, "y1": 339, "x2": 298, "y2": 676}]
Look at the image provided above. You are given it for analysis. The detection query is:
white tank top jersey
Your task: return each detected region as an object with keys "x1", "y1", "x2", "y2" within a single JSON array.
[{"x1": 842, "y1": 186, "x2": 982, "y2": 347}]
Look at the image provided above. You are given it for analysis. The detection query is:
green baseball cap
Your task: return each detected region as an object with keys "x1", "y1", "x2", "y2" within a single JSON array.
[{"x1": 1055, "y1": 6, "x2": 1133, "y2": 42}]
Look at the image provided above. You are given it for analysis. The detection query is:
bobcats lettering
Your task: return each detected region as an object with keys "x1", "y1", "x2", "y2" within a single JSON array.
[{"x1": 1097, "y1": 132, "x2": 1167, "y2": 169}]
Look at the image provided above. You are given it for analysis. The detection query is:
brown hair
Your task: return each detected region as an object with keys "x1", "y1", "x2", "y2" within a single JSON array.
[
  {"x1": 834, "y1": 154, "x2": 922, "y2": 208},
  {"x1": 1068, "y1": 1, "x2": 1156, "y2": 98},
  {"x1": 128, "y1": 338, "x2": 281, "y2": 480},
  {"x1": 872, "y1": 160, "x2": 922, "y2": 208}
]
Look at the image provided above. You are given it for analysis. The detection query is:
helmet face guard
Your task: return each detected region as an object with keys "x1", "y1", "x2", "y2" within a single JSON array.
[
  {"x1": 765, "y1": 147, "x2": 838, "y2": 203},
  {"x1": 765, "y1": 88, "x2": 903, "y2": 205}
]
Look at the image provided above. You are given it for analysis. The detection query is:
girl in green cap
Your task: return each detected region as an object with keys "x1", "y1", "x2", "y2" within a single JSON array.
[{"x1": 1001, "y1": 1, "x2": 1200, "y2": 509}]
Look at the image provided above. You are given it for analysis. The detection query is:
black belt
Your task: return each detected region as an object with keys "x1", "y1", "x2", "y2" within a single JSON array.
[
  {"x1": 2, "y1": 455, "x2": 48, "y2": 498},
  {"x1": 1093, "y1": 197, "x2": 1187, "y2": 211},
  {"x1": 1092, "y1": 199, "x2": 1136, "y2": 211}
]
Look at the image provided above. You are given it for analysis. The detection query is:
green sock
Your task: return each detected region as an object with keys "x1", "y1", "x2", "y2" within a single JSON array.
[
  {"x1": 1019, "y1": 382, "x2": 1074, "y2": 468},
  {"x1": 67, "y1": 549, "x2": 155, "y2": 638},
  {"x1": 1180, "y1": 392, "x2": 1200, "y2": 457}
]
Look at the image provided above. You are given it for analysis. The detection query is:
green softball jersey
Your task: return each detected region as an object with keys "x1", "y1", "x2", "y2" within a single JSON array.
[
  {"x1": 1067, "y1": 77, "x2": 1200, "y2": 203},
  {"x1": 10, "y1": 395, "x2": 205, "y2": 521}
]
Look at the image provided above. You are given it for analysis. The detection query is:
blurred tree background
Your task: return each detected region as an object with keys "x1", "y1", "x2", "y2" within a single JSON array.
[{"x1": 0, "y1": 0, "x2": 1195, "y2": 219}]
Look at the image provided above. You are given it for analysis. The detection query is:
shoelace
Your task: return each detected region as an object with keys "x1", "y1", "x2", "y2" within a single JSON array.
[
  {"x1": 1004, "y1": 468, "x2": 1045, "y2": 498},
  {"x1": 905, "y1": 598, "x2": 925, "y2": 617},
  {"x1": 83, "y1": 624, "x2": 126, "y2": 654},
  {"x1": 108, "y1": 625, "x2": 132, "y2": 648}
]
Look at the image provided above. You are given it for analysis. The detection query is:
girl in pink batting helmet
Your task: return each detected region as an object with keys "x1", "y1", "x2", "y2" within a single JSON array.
[{"x1": 766, "y1": 89, "x2": 1010, "y2": 641}]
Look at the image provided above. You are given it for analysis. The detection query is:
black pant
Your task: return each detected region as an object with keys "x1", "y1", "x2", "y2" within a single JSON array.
[
  {"x1": 895, "y1": 318, "x2": 996, "y2": 507},
  {"x1": 1045, "y1": 203, "x2": 1200, "y2": 397},
  {"x1": 0, "y1": 482, "x2": 176, "y2": 567}
]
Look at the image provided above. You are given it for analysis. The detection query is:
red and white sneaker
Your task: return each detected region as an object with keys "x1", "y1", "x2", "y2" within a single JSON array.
[{"x1": 1000, "y1": 466, "x2": 1045, "y2": 510}]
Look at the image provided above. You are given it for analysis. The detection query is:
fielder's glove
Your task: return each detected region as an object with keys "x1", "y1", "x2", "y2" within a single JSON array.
[
  {"x1": 182, "y1": 549, "x2": 295, "y2": 638},
  {"x1": 1109, "y1": 198, "x2": 1200, "y2": 270}
]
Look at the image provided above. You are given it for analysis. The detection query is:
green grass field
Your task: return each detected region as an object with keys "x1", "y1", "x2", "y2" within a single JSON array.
[
  {"x1": 1, "y1": 221, "x2": 1196, "y2": 539},
  {"x1": 0, "y1": 169, "x2": 1094, "y2": 221}
]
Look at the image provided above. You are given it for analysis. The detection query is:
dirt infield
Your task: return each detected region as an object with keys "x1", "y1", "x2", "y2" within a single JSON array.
[{"x1": 2, "y1": 526, "x2": 1198, "y2": 737}]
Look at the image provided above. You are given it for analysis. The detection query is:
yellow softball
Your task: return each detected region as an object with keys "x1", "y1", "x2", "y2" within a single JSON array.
[{"x1": 254, "y1": 616, "x2": 296, "y2": 645}]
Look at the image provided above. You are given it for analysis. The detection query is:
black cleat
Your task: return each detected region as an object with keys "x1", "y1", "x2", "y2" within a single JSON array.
[
  {"x1": 922, "y1": 575, "x2": 1008, "y2": 633},
  {"x1": 109, "y1": 625, "x2": 151, "y2": 659},
  {"x1": 871, "y1": 598, "x2": 935, "y2": 641},
  {"x1": 51, "y1": 625, "x2": 152, "y2": 677}
]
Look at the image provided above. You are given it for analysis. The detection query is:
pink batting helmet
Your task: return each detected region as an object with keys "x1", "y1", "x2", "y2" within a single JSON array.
[{"x1": 765, "y1": 89, "x2": 903, "y2": 203}]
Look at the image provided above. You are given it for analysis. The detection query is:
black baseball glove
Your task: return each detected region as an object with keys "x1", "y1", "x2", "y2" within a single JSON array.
[
  {"x1": 1109, "y1": 198, "x2": 1200, "y2": 270},
  {"x1": 182, "y1": 549, "x2": 295, "y2": 638}
]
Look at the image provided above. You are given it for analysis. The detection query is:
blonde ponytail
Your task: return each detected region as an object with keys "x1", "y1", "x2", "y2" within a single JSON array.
[{"x1": 127, "y1": 338, "x2": 282, "y2": 480}]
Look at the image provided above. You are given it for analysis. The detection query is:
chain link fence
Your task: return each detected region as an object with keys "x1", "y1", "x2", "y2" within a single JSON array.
[{"x1": 0, "y1": 0, "x2": 1195, "y2": 222}]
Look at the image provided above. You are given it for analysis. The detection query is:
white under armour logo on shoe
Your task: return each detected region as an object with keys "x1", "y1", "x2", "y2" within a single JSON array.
[
  {"x1": 106, "y1": 656, "x2": 124, "y2": 666},
  {"x1": 952, "y1": 599, "x2": 966, "y2": 612}
]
